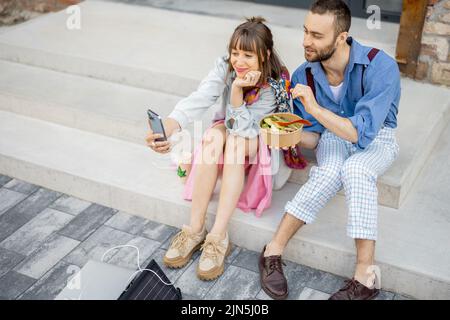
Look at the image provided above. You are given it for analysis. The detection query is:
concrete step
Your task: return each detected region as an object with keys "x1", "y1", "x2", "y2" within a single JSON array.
[
  {"x1": 0, "y1": 110, "x2": 449, "y2": 299},
  {"x1": 1, "y1": 60, "x2": 449, "y2": 209},
  {"x1": 0, "y1": 1, "x2": 448, "y2": 209},
  {"x1": 98, "y1": 0, "x2": 400, "y2": 49},
  {"x1": 0, "y1": 0, "x2": 397, "y2": 98}
]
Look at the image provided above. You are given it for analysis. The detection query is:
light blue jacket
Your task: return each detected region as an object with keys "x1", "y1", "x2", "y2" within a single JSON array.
[{"x1": 168, "y1": 55, "x2": 279, "y2": 139}]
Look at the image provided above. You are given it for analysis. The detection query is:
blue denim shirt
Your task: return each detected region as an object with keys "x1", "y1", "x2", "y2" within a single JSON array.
[{"x1": 291, "y1": 37, "x2": 401, "y2": 150}]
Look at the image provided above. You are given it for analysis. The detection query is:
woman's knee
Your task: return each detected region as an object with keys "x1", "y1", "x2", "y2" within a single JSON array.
[
  {"x1": 204, "y1": 125, "x2": 226, "y2": 147},
  {"x1": 224, "y1": 134, "x2": 247, "y2": 163},
  {"x1": 245, "y1": 136, "x2": 259, "y2": 158},
  {"x1": 201, "y1": 125, "x2": 226, "y2": 163}
]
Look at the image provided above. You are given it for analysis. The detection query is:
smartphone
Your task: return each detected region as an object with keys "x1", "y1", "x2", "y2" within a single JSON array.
[{"x1": 147, "y1": 109, "x2": 167, "y2": 142}]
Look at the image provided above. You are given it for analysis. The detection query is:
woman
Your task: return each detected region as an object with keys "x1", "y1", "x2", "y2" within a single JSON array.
[{"x1": 146, "y1": 17, "x2": 290, "y2": 280}]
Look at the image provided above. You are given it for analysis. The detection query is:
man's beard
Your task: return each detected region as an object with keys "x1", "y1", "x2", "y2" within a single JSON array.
[{"x1": 305, "y1": 40, "x2": 337, "y2": 62}]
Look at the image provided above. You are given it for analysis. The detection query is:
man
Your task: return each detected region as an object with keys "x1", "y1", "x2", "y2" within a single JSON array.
[{"x1": 259, "y1": 0, "x2": 400, "y2": 300}]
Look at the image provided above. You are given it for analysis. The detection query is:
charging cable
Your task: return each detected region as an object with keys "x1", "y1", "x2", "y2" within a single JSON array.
[{"x1": 101, "y1": 244, "x2": 174, "y2": 286}]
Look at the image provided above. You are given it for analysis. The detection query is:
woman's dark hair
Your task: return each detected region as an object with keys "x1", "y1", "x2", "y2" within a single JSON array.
[{"x1": 227, "y1": 17, "x2": 284, "y2": 85}]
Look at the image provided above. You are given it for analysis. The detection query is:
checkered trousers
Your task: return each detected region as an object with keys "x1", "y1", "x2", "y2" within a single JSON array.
[{"x1": 285, "y1": 127, "x2": 399, "y2": 240}]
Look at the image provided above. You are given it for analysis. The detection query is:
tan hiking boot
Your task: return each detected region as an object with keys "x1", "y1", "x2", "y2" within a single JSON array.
[
  {"x1": 197, "y1": 233, "x2": 231, "y2": 281},
  {"x1": 163, "y1": 225, "x2": 206, "y2": 268}
]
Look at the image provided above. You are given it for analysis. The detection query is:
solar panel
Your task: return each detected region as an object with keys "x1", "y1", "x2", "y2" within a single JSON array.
[{"x1": 118, "y1": 259, "x2": 182, "y2": 300}]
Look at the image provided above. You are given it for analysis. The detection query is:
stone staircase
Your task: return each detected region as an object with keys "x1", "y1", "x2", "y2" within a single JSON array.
[{"x1": 0, "y1": 0, "x2": 449, "y2": 299}]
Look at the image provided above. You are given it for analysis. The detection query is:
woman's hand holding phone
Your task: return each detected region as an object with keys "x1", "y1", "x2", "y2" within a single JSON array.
[
  {"x1": 146, "y1": 130, "x2": 171, "y2": 153},
  {"x1": 145, "y1": 117, "x2": 180, "y2": 154}
]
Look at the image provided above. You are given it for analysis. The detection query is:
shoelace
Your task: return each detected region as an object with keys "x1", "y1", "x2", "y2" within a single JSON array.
[
  {"x1": 341, "y1": 279, "x2": 359, "y2": 295},
  {"x1": 266, "y1": 256, "x2": 286, "y2": 276},
  {"x1": 200, "y1": 239, "x2": 226, "y2": 264},
  {"x1": 170, "y1": 230, "x2": 189, "y2": 253}
]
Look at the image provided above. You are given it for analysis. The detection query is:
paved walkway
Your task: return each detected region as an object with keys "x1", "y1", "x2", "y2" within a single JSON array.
[{"x1": 0, "y1": 174, "x2": 413, "y2": 300}]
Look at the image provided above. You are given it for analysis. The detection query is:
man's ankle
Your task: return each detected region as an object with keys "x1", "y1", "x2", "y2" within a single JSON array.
[
  {"x1": 354, "y1": 264, "x2": 377, "y2": 289},
  {"x1": 264, "y1": 242, "x2": 284, "y2": 257}
]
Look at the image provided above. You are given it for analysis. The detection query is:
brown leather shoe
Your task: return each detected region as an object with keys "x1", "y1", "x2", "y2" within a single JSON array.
[
  {"x1": 258, "y1": 245, "x2": 288, "y2": 300},
  {"x1": 328, "y1": 278, "x2": 380, "y2": 300}
]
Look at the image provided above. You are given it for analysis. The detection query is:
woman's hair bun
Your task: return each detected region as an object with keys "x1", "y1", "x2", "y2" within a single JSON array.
[{"x1": 246, "y1": 16, "x2": 266, "y2": 24}]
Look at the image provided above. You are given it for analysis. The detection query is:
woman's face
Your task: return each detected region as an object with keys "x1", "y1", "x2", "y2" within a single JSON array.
[{"x1": 230, "y1": 47, "x2": 260, "y2": 79}]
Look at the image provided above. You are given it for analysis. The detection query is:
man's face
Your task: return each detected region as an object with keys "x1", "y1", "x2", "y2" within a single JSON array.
[{"x1": 303, "y1": 12, "x2": 338, "y2": 62}]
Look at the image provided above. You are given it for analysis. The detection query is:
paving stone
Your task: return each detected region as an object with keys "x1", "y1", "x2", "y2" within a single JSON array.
[
  {"x1": 63, "y1": 226, "x2": 135, "y2": 267},
  {"x1": 297, "y1": 287, "x2": 330, "y2": 300},
  {"x1": 0, "y1": 208, "x2": 73, "y2": 256},
  {"x1": 174, "y1": 255, "x2": 222, "y2": 299},
  {"x1": 374, "y1": 290, "x2": 395, "y2": 300},
  {"x1": 231, "y1": 248, "x2": 259, "y2": 272},
  {"x1": 0, "y1": 174, "x2": 12, "y2": 187},
  {"x1": 3, "y1": 179, "x2": 39, "y2": 195},
  {"x1": 281, "y1": 261, "x2": 324, "y2": 299},
  {"x1": 290, "y1": 264, "x2": 347, "y2": 295},
  {"x1": 0, "y1": 188, "x2": 62, "y2": 242},
  {"x1": 19, "y1": 260, "x2": 75, "y2": 300},
  {"x1": 182, "y1": 294, "x2": 200, "y2": 300},
  {"x1": 0, "y1": 247, "x2": 25, "y2": 278},
  {"x1": 105, "y1": 236, "x2": 161, "y2": 270},
  {"x1": 225, "y1": 244, "x2": 241, "y2": 264},
  {"x1": 0, "y1": 271, "x2": 36, "y2": 299},
  {"x1": 0, "y1": 188, "x2": 27, "y2": 217},
  {"x1": 140, "y1": 220, "x2": 178, "y2": 243},
  {"x1": 58, "y1": 204, "x2": 116, "y2": 241},
  {"x1": 49, "y1": 195, "x2": 92, "y2": 216},
  {"x1": 255, "y1": 288, "x2": 273, "y2": 300},
  {"x1": 205, "y1": 265, "x2": 261, "y2": 300},
  {"x1": 393, "y1": 293, "x2": 414, "y2": 300},
  {"x1": 159, "y1": 229, "x2": 179, "y2": 250},
  {"x1": 15, "y1": 234, "x2": 80, "y2": 279},
  {"x1": 105, "y1": 211, "x2": 147, "y2": 234}
]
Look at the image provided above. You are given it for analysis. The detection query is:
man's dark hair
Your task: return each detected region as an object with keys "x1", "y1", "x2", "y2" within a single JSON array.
[{"x1": 310, "y1": 0, "x2": 351, "y2": 36}]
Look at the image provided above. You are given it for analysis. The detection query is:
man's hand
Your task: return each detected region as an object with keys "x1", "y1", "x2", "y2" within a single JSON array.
[
  {"x1": 290, "y1": 84, "x2": 321, "y2": 115},
  {"x1": 233, "y1": 71, "x2": 261, "y2": 88},
  {"x1": 291, "y1": 85, "x2": 359, "y2": 144}
]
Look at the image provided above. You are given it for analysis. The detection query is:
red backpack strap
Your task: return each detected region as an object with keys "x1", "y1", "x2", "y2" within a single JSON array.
[
  {"x1": 367, "y1": 48, "x2": 380, "y2": 62},
  {"x1": 361, "y1": 48, "x2": 380, "y2": 96},
  {"x1": 305, "y1": 67, "x2": 316, "y2": 98}
]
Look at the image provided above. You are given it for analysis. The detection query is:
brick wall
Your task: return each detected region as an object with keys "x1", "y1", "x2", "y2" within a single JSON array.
[{"x1": 417, "y1": 0, "x2": 450, "y2": 86}]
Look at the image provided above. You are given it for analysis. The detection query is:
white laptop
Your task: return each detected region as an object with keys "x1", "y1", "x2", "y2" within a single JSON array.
[{"x1": 55, "y1": 260, "x2": 136, "y2": 300}]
